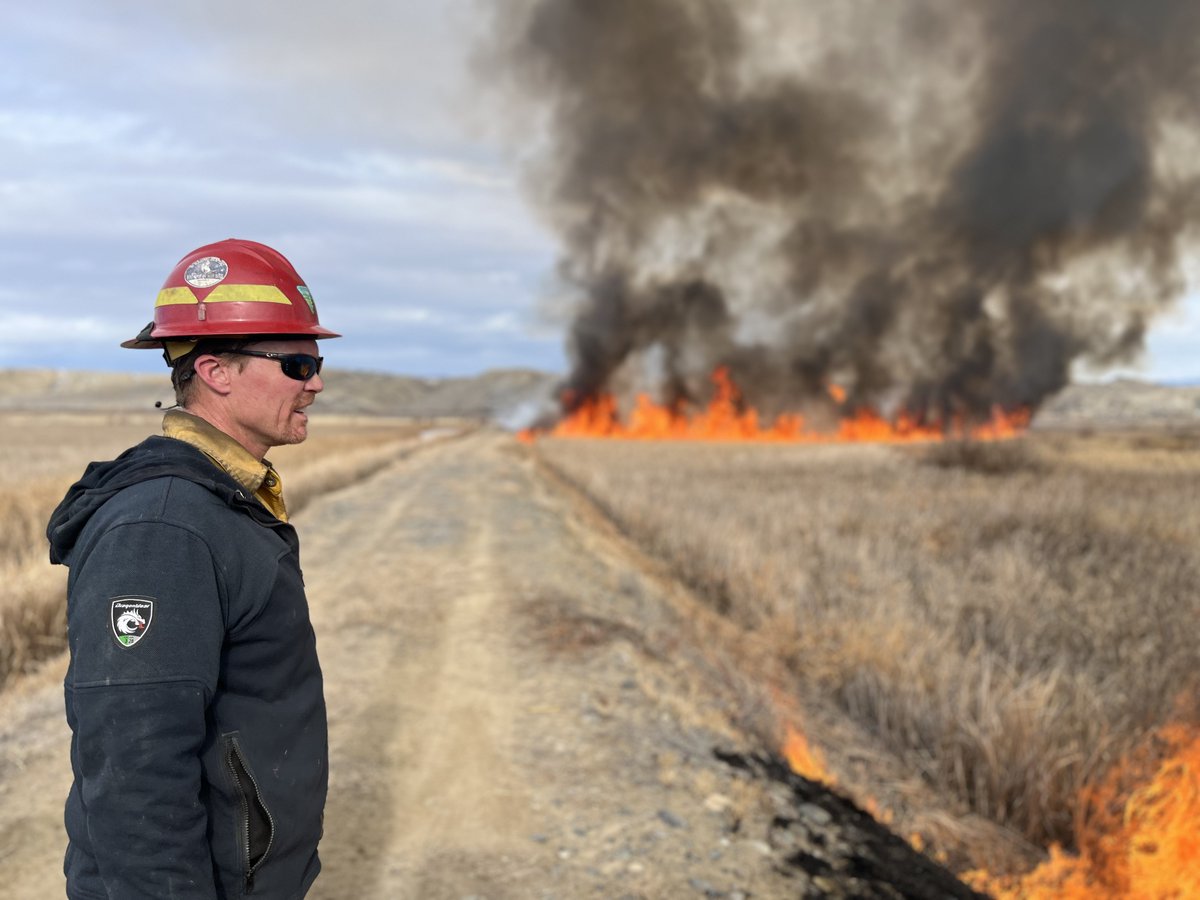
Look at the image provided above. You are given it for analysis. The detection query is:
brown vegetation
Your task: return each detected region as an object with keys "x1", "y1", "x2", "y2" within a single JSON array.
[
  {"x1": 534, "y1": 431, "x2": 1200, "y2": 869},
  {"x1": 0, "y1": 412, "x2": 455, "y2": 687}
]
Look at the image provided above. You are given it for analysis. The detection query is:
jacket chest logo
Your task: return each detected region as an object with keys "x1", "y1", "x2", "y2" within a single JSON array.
[{"x1": 111, "y1": 598, "x2": 154, "y2": 647}]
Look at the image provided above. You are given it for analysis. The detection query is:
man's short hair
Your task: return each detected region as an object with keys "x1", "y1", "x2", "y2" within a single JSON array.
[{"x1": 170, "y1": 340, "x2": 251, "y2": 407}]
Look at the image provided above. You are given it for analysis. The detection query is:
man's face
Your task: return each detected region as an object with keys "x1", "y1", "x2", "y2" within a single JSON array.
[{"x1": 225, "y1": 338, "x2": 324, "y2": 457}]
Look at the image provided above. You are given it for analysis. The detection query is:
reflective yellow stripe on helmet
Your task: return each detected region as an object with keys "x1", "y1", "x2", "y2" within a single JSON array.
[
  {"x1": 153, "y1": 285, "x2": 292, "y2": 307},
  {"x1": 205, "y1": 285, "x2": 291, "y2": 304},
  {"x1": 155, "y1": 287, "x2": 199, "y2": 306}
]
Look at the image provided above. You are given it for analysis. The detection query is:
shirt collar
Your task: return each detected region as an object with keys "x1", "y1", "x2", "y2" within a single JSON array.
[{"x1": 162, "y1": 409, "x2": 271, "y2": 495}]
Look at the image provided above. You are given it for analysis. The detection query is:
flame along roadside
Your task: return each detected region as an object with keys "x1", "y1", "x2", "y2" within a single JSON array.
[{"x1": 782, "y1": 714, "x2": 1200, "y2": 898}]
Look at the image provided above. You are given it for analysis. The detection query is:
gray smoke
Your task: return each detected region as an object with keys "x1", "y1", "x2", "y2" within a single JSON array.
[{"x1": 486, "y1": 0, "x2": 1200, "y2": 421}]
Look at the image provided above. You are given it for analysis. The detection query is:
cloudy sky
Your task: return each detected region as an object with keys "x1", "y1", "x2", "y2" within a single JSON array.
[
  {"x1": 0, "y1": 2, "x2": 1196, "y2": 382},
  {"x1": 0, "y1": 1, "x2": 563, "y2": 378}
]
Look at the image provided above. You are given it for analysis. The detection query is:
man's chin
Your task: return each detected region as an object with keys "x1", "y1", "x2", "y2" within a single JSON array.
[
  {"x1": 288, "y1": 410, "x2": 310, "y2": 441},
  {"x1": 276, "y1": 423, "x2": 309, "y2": 447}
]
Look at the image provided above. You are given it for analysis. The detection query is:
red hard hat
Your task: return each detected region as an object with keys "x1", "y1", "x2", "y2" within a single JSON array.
[{"x1": 122, "y1": 238, "x2": 340, "y2": 349}]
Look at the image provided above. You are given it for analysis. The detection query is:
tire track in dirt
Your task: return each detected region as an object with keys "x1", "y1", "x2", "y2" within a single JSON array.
[
  {"x1": 302, "y1": 429, "x2": 797, "y2": 898},
  {"x1": 304, "y1": 433, "x2": 534, "y2": 898}
]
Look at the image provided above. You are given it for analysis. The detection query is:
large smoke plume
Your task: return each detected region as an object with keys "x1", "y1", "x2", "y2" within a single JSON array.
[{"x1": 487, "y1": 0, "x2": 1200, "y2": 420}]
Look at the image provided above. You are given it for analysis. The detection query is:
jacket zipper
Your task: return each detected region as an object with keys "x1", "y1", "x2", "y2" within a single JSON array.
[{"x1": 225, "y1": 737, "x2": 276, "y2": 894}]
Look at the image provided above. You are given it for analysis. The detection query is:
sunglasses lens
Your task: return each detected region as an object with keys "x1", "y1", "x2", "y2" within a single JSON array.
[{"x1": 281, "y1": 354, "x2": 321, "y2": 380}]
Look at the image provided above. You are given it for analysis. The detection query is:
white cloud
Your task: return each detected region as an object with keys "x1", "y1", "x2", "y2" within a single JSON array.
[
  {"x1": 376, "y1": 308, "x2": 444, "y2": 325},
  {"x1": 284, "y1": 151, "x2": 515, "y2": 192},
  {"x1": 479, "y1": 312, "x2": 520, "y2": 333},
  {"x1": 0, "y1": 177, "x2": 176, "y2": 238},
  {"x1": 0, "y1": 311, "x2": 126, "y2": 345},
  {"x1": 0, "y1": 110, "x2": 143, "y2": 148}
]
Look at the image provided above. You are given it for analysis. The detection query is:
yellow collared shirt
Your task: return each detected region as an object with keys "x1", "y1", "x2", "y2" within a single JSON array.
[{"x1": 162, "y1": 409, "x2": 289, "y2": 522}]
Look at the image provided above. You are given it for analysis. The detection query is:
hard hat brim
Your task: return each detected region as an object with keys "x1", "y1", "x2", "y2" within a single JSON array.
[{"x1": 121, "y1": 324, "x2": 342, "y2": 350}]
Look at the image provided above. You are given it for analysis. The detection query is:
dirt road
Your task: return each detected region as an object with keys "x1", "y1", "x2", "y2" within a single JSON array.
[{"x1": 0, "y1": 431, "x2": 979, "y2": 898}]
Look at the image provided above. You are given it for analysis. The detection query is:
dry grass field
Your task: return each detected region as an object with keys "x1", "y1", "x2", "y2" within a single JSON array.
[
  {"x1": 0, "y1": 411, "x2": 452, "y2": 687},
  {"x1": 3, "y1": 391, "x2": 1197, "y2": 891},
  {"x1": 535, "y1": 428, "x2": 1200, "y2": 869}
]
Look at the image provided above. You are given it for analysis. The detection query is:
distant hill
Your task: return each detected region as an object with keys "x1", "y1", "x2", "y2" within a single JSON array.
[
  {"x1": 0, "y1": 368, "x2": 562, "y2": 427},
  {"x1": 3, "y1": 369, "x2": 1198, "y2": 429},
  {"x1": 1035, "y1": 379, "x2": 1200, "y2": 428}
]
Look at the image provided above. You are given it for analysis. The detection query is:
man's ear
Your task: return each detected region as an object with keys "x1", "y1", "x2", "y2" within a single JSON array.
[{"x1": 191, "y1": 354, "x2": 235, "y2": 396}]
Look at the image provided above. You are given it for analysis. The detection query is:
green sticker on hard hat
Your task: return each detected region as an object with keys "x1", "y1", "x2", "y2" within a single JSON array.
[{"x1": 297, "y1": 285, "x2": 316, "y2": 315}]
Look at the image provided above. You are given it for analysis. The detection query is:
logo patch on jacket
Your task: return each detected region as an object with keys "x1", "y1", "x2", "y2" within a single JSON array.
[{"x1": 111, "y1": 598, "x2": 154, "y2": 647}]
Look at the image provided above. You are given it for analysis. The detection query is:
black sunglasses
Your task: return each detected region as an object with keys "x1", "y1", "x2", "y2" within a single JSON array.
[{"x1": 226, "y1": 349, "x2": 324, "y2": 381}]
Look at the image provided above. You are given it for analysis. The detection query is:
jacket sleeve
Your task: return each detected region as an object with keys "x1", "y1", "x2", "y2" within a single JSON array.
[{"x1": 66, "y1": 518, "x2": 226, "y2": 899}]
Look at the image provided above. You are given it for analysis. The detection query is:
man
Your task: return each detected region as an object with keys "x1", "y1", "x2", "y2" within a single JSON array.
[{"x1": 47, "y1": 239, "x2": 338, "y2": 899}]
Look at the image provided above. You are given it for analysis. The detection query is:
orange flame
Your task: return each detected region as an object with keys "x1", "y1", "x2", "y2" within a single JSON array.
[
  {"x1": 964, "y1": 724, "x2": 1200, "y2": 898},
  {"x1": 532, "y1": 368, "x2": 1030, "y2": 443},
  {"x1": 782, "y1": 715, "x2": 1200, "y2": 893},
  {"x1": 784, "y1": 724, "x2": 837, "y2": 786},
  {"x1": 782, "y1": 722, "x2": 896, "y2": 828}
]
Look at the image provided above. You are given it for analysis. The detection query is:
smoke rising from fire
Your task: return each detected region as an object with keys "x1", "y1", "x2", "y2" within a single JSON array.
[{"x1": 486, "y1": 0, "x2": 1200, "y2": 419}]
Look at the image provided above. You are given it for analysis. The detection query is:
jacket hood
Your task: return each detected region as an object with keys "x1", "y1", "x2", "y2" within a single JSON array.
[{"x1": 47, "y1": 436, "x2": 277, "y2": 565}]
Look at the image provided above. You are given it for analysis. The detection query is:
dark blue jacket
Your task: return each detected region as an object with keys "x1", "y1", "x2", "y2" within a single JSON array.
[{"x1": 47, "y1": 436, "x2": 328, "y2": 899}]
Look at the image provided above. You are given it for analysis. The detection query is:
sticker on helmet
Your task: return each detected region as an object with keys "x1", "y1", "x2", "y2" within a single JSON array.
[
  {"x1": 297, "y1": 285, "x2": 317, "y2": 315},
  {"x1": 111, "y1": 598, "x2": 154, "y2": 648},
  {"x1": 184, "y1": 257, "x2": 229, "y2": 288}
]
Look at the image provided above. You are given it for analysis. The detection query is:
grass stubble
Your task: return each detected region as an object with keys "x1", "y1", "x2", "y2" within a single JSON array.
[
  {"x1": 0, "y1": 411, "x2": 454, "y2": 688},
  {"x1": 535, "y1": 427, "x2": 1200, "y2": 875}
]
